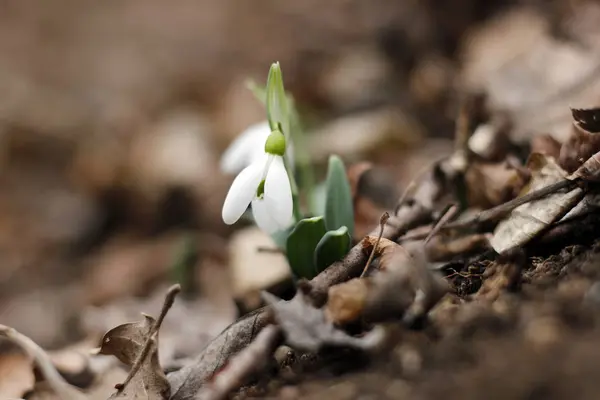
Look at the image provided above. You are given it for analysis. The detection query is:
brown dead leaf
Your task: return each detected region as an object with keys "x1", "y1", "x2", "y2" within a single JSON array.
[
  {"x1": 491, "y1": 153, "x2": 584, "y2": 253},
  {"x1": 572, "y1": 108, "x2": 600, "y2": 133},
  {"x1": 467, "y1": 118, "x2": 511, "y2": 162},
  {"x1": 531, "y1": 134, "x2": 562, "y2": 159},
  {"x1": 98, "y1": 316, "x2": 170, "y2": 400},
  {"x1": 262, "y1": 291, "x2": 385, "y2": 353},
  {"x1": 96, "y1": 315, "x2": 155, "y2": 366},
  {"x1": 97, "y1": 285, "x2": 181, "y2": 400},
  {"x1": 465, "y1": 160, "x2": 527, "y2": 209},
  {"x1": 425, "y1": 233, "x2": 491, "y2": 262},
  {"x1": 0, "y1": 351, "x2": 34, "y2": 398},
  {"x1": 559, "y1": 110, "x2": 600, "y2": 173},
  {"x1": 568, "y1": 149, "x2": 600, "y2": 182}
]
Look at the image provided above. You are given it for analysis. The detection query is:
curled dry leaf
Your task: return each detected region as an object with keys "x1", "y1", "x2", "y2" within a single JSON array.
[
  {"x1": 97, "y1": 315, "x2": 169, "y2": 400},
  {"x1": 327, "y1": 243, "x2": 448, "y2": 326},
  {"x1": 559, "y1": 108, "x2": 600, "y2": 173},
  {"x1": 363, "y1": 236, "x2": 411, "y2": 273},
  {"x1": 261, "y1": 291, "x2": 385, "y2": 353},
  {"x1": 491, "y1": 153, "x2": 584, "y2": 253}
]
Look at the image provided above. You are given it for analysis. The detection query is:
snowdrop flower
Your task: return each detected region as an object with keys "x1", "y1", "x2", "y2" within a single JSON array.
[
  {"x1": 219, "y1": 120, "x2": 294, "y2": 175},
  {"x1": 222, "y1": 129, "x2": 293, "y2": 233}
]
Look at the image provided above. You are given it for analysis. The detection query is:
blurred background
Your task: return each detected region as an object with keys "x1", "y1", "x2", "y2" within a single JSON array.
[{"x1": 1, "y1": 0, "x2": 600, "y2": 359}]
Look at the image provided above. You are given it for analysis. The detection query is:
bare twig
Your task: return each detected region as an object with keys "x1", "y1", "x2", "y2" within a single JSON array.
[
  {"x1": 0, "y1": 325, "x2": 87, "y2": 400},
  {"x1": 196, "y1": 325, "x2": 282, "y2": 400},
  {"x1": 400, "y1": 179, "x2": 578, "y2": 242},
  {"x1": 116, "y1": 284, "x2": 181, "y2": 391},
  {"x1": 424, "y1": 204, "x2": 459, "y2": 244},
  {"x1": 361, "y1": 212, "x2": 389, "y2": 278}
]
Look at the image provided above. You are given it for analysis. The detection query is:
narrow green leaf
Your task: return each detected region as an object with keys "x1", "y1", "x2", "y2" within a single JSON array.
[
  {"x1": 314, "y1": 226, "x2": 351, "y2": 272},
  {"x1": 324, "y1": 155, "x2": 354, "y2": 237},
  {"x1": 285, "y1": 216, "x2": 327, "y2": 279}
]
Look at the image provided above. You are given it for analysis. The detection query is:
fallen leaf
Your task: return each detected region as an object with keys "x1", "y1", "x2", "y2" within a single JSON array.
[
  {"x1": 530, "y1": 134, "x2": 561, "y2": 159},
  {"x1": 559, "y1": 113, "x2": 600, "y2": 173},
  {"x1": 572, "y1": 108, "x2": 600, "y2": 133},
  {"x1": 467, "y1": 118, "x2": 511, "y2": 162},
  {"x1": 0, "y1": 351, "x2": 34, "y2": 398},
  {"x1": 96, "y1": 315, "x2": 155, "y2": 366},
  {"x1": 424, "y1": 233, "x2": 491, "y2": 262},
  {"x1": 262, "y1": 291, "x2": 384, "y2": 353},
  {"x1": 491, "y1": 153, "x2": 584, "y2": 253},
  {"x1": 464, "y1": 160, "x2": 527, "y2": 209},
  {"x1": 97, "y1": 286, "x2": 181, "y2": 400}
]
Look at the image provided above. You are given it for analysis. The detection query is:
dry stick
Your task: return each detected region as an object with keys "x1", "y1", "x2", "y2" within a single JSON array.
[
  {"x1": 167, "y1": 201, "x2": 431, "y2": 400},
  {"x1": 0, "y1": 325, "x2": 87, "y2": 400},
  {"x1": 196, "y1": 325, "x2": 282, "y2": 400},
  {"x1": 116, "y1": 284, "x2": 181, "y2": 391},
  {"x1": 400, "y1": 179, "x2": 578, "y2": 242},
  {"x1": 424, "y1": 204, "x2": 459, "y2": 244},
  {"x1": 360, "y1": 212, "x2": 390, "y2": 278}
]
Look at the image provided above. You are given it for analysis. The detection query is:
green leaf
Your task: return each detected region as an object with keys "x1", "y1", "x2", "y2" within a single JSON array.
[
  {"x1": 285, "y1": 216, "x2": 327, "y2": 279},
  {"x1": 324, "y1": 155, "x2": 354, "y2": 237},
  {"x1": 314, "y1": 226, "x2": 351, "y2": 272},
  {"x1": 266, "y1": 62, "x2": 289, "y2": 137}
]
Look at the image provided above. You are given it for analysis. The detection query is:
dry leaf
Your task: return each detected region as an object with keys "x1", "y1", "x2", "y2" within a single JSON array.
[
  {"x1": 491, "y1": 153, "x2": 584, "y2": 253},
  {"x1": 467, "y1": 118, "x2": 511, "y2": 162},
  {"x1": 97, "y1": 315, "x2": 170, "y2": 400},
  {"x1": 568, "y1": 149, "x2": 600, "y2": 182},
  {"x1": 425, "y1": 233, "x2": 491, "y2": 262},
  {"x1": 0, "y1": 351, "x2": 34, "y2": 398},
  {"x1": 262, "y1": 291, "x2": 384, "y2": 353},
  {"x1": 559, "y1": 109, "x2": 600, "y2": 173},
  {"x1": 465, "y1": 160, "x2": 527, "y2": 209},
  {"x1": 530, "y1": 134, "x2": 561, "y2": 159}
]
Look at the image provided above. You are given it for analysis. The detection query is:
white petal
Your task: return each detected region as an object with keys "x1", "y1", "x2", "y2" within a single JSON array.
[
  {"x1": 220, "y1": 121, "x2": 270, "y2": 174},
  {"x1": 251, "y1": 198, "x2": 281, "y2": 234},
  {"x1": 264, "y1": 156, "x2": 293, "y2": 229},
  {"x1": 221, "y1": 159, "x2": 264, "y2": 224}
]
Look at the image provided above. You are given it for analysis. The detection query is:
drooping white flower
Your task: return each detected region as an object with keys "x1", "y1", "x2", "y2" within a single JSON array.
[
  {"x1": 222, "y1": 130, "x2": 293, "y2": 233},
  {"x1": 219, "y1": 120, "x2": 294, "y2": 175}
]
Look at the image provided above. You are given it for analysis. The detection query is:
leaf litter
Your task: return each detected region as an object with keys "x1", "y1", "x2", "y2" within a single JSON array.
[{"x1": 7, "y1": 3, "x2": 600, "y2": 400}]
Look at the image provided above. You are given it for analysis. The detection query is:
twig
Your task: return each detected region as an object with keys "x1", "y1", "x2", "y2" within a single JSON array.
[
  {"x1": 116, "y1": 284, "x2": 181, "y2": 391},
  {"x1": 424, "y1": 204, "x2": 459, "y2": 244},
  {"x1": 360, "y1": 212, "x2": 389, "y2": 278},
  {"x1": 196, "y1": 325, "x2": 282, "y2": 400},
  {"x1": 0, "y1": 325, "x2": 87, "y2": 400},
  {"x1": 256, "y1": 246, "x2": 284, "y2": 254},
  {"x1": 400, "y1": 179, "x2": 578, "y2": 242}
]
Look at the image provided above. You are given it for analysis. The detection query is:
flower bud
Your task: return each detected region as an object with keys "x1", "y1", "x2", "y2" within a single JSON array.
[{"x1": 264, "y1": 129, "x2": 286, "y2": 156}]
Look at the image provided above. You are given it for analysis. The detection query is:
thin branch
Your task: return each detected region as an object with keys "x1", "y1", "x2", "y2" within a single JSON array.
[
  {"x1": 361, "y1": 212, "x2": 389, "y2": 278},
  {"x1": 400, "y1": 179, "x2": 578, "y2": 242},
  {"x1": 0, "y1": 325, "x2": 87, "y2": 400}
]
